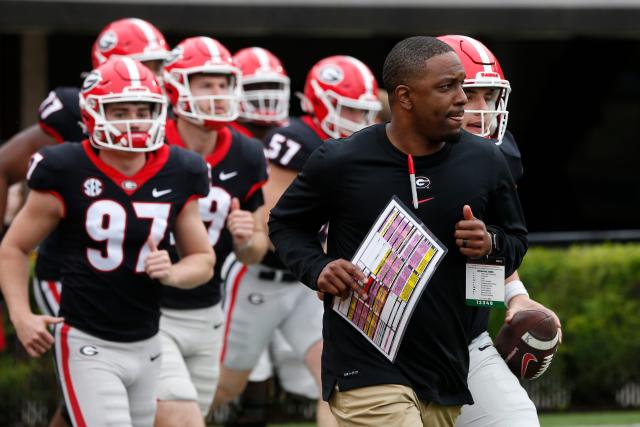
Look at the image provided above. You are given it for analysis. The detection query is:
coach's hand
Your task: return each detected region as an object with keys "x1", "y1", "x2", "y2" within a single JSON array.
[
  {"x1": 227, "y1": 198, "x2": 254, "y2": 249},
  {"x1": 13, "y1": 312, "x2": 63, "y2": 357},
  {"x1": 317, "y1": 259, "x2": 368, "y2": 299},
  {"x1": 145, "y1": 236, "x2": 174, "y2": 285},
  {"x1": 455, "y1": 205, "x2": 492, "y2": 258}
]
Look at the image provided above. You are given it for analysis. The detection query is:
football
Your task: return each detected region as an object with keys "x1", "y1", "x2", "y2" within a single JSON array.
[{"x1": 494, "y1": 309, "x2": 560, "y2": 380}]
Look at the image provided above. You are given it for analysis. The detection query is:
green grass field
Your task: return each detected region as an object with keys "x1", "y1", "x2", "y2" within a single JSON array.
[
  {"x1": 539, "y1": 410, "x2": 640, "y2": 426},
  {"x1": 269, "y1": 410, "x2": 640, "y2": 427}
]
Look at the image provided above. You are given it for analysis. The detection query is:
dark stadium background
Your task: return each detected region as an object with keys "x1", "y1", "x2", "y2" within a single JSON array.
[{"x1": 1, "y1": 2, "x2": 639, "y2": 237}]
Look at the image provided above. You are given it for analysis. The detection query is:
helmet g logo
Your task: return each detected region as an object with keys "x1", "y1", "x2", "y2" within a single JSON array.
[
  {"x1": 98, "y1": 31, "x2": 118, "y2": 52},
  {"x1": 81, "y1": 71, "x2": 101, "y2": 93},
  {"x1": 318, "y1": 65, "x2": 344, "y2": 85}
]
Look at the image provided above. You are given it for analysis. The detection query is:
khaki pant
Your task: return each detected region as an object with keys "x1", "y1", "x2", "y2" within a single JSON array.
[{"x1": 329, "y1": 384, "x2": 461, "y2": 427}]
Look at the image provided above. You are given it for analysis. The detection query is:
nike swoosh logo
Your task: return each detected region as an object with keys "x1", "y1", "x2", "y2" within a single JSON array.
[
  {"x1": 478, "y1": 344, "x2": 492, "y2": 351},
  {"x1": 213, "y1": 322, "x2": 223, "y2": 330},
  {"x1": 150, "y1": 353, "x2": 161, "y2": 362},
  {"x1": 418, "y1": 197, "x2": 435, "y2": 205},
  {"x1": 152, "y1": 188, "x2": 172, "y2": 198},
  {"x1": 219, "y1": 171, "x2": 238, "y2": 181},
  {"x1": 521, "y1": 353, "x2": 538, "y2": 378}
]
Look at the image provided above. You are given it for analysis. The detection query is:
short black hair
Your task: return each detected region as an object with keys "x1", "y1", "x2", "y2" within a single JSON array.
[{"x1": 383, "y1": 36, "x2": 453, "y2": 98}]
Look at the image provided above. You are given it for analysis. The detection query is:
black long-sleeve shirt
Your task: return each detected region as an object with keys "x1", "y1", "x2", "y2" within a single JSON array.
[{"x1": 269, "y1": 124, "x2": 528, "y2": 405}]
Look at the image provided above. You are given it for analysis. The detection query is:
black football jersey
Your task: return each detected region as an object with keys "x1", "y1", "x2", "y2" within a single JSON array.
[
  {"x1": 261, "y1": 116, "x2": 327, "y2": 270},
  {"x1": 499, "y1": 130, "x2": 524, "y2": 183},
  {"x1": 262, "y1": 116, "x2": 326, "y2": 171},
  {"x1": 27, "y1": 140, "x2": 209, "y2": 342},
  {"x1": 161, "y1": 120, "x2": 268, "y2": 309},
  {"x1": 34, "y1": 88, "x2": 84, "y2": 281},
  {"x1": 37, "y1": 87, "x2": 84, "y2": 143},
  {"x1": 470, "y1": 129, "x2": 524, "y2": 341}
]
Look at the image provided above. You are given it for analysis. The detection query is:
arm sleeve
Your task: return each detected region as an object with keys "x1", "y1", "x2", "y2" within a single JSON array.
[
  {"x1": 26, "y1": 148, "x2": 59, "y2": 192},
  {"x1": 268, "y1": 143, "x2": 335, "y2": 290},
  {"x1": 193, "y1": 159, "x2": 211, "y2": 198},
  {"x1": 38, "y1": 88, "x2": 84, "y2": 143},
  {"x1": 242, "y1": 142, "x2": 268, "y2": 212},
  {"x1": 485, "y1": 147, "x2": 528, "y2": 277}
]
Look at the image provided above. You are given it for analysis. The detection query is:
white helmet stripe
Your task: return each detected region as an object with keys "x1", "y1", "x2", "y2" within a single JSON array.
[
  {"x1": 345, "y1": 56, "x2": 374, "y2": 97},
  {"x1": 130, "y1": 18, "x2": 159, "y2": 49},
  {"x1": 252, "y1": 47, "x2": 271, "y2": 70},
  {"x1": 460, "y1": 36, "x2": 493, "y2": 73},
  {"x1": 521, "y1": 331, "x2": 560, "y2": 351},
  {"x1": 201, "y1": 37, "x2": 221, "y2": 61},
  {"x1": 122, "y1": 57, "x2": 141, "y2": 87}
]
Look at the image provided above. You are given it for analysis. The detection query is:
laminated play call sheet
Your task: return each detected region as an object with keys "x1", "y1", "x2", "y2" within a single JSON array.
[{"x1": 332, "y1": 196, "x2": 447, "y2": 361}]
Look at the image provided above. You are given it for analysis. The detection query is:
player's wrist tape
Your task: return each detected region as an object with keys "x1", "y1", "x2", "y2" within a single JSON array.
[{"x1": 505, "y1": 280, "x2": 529, "y2": 307}]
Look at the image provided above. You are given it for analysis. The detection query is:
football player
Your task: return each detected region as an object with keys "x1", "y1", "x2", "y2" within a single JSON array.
[
  {"x1": 0, "y1": 57, "x2": 214, "y2": 427},
  {"x1": 215, "y1": 46, "x2": 319, "y2": 427},
  {"x1": 213, "y1": 55, "x2": 381, "y2": 427},
  {"x1": 155, "y1": 37, "x2": 269, "y2": 427},
  {"x1": 230, "y1": 46, "x2": 290, "y2": 141},
  {"x1": 1, "y1": 17, "x2": 171, "y2": 317},
  {"x1": 0, "y1": 17, "x2": 171, "y2": 427},
  {"x1": 439, "y1": 35, "x2": 561, "y2": 427}
]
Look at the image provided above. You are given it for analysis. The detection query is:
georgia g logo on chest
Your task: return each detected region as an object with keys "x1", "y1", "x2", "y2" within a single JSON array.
[{"x1": 415, "y1": 176, "x2": 431, "y2": 190}]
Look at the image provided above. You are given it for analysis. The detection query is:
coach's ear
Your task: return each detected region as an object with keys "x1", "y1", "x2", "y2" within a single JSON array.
[{"x1": 394, "y1": 85, "x2": 413, "y2": 111}]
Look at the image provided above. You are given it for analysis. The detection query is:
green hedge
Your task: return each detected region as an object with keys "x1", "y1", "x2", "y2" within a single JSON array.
[{"x1": 488, "y1": 244, "x2": 640, "y2": 407}]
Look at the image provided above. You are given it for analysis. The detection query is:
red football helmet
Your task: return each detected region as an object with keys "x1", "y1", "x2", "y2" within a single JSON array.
[
  {"x1": 300, "y1": 55, "x2": 381, "y2": 139},
  {"x1": 80, "y1": 57, "x2": 167, "y2": 152},
  {"x1": 91, "y1": 18, "x2": 170, "y2": 70},
  {"x1": 233, "y1": 47, "x2": 290, "y2": 124},
  {"x1": 438, "y1": 35, "x2": 511, "y2": 144},
  {"x1": 163, "y1": 37, "x2": 242, "y2": 129}
]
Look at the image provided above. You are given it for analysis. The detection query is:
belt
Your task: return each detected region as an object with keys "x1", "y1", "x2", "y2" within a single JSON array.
[{"x1": 258, "y1": 270, "x2": 297, "y2": 283}]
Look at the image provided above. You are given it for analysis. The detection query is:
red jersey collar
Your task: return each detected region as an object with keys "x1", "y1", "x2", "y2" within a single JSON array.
[
  {"x1": 165, "y1": 118, "x2": 232, "y2": 168},
  {"x1": 82, "y1": 139, "x2": 170, "y2": 196},
  {"x1": 301, "y1": 115, "x2": 330, "y2": 141}
]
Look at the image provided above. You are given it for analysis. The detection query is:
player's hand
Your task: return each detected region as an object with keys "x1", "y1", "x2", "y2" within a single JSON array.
[
  {"x1": 506, "y1": 295, "x2": 563, "y2": 343},
  {"x1": 317, "y1": 259, "x2": 367, "y2": 300},
  {"x1": 227, "y1": 198, "x2": 254, "y2": 250},
  {"x1": 454, "y1": 205, "x2": 491, "y2": 258},
  {"x1": 13, "y1": 312, "x2": 64, "y2": 357},
  {"x1": 145, "y1": 236, "x2": 174, "y2": 285}
]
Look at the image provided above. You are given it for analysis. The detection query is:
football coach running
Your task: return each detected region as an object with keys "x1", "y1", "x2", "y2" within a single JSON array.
[{"x1": 269, "y1": 36, "x2": 528, "y2": 426}]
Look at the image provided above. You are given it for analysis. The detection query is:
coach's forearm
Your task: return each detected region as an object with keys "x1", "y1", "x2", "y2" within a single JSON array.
[{"x1": 165, "y1": 252, "x2": 216, "y2": 289}]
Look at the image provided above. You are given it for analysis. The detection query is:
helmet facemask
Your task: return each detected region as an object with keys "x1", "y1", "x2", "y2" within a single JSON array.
[
  {"x1": 311, "y1": 80, "x2": 381, "y2": 139},
  {"x1": 239, "y1": 75, "x2": 290, "y2": 124},
  {"x1": 165, "y1": 67, "x2": 241, "y2": 128},
  {"x1": 82, "y1": 93, "x2": 167, "y2": 153},
  {"x1": 463, "y1": 79, "x2": 511, "y2": 145}
]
